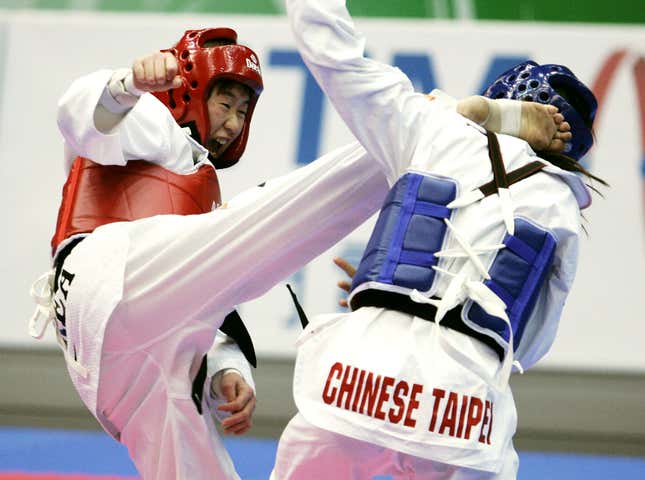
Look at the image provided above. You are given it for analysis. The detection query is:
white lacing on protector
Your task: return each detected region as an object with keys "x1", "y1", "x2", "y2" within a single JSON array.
[
  {"x1": 448, "y1": 188, "x2": 515, "y2": 236},
  {"x1": 28, "y1": 271, "x2": 89, "y2": 379},
  {"x1": 29, "y1": 271, "x2": 55, "y2": 340},
  {"x1": 409, "y1": 218, "x2": 523, "y2": 391}
]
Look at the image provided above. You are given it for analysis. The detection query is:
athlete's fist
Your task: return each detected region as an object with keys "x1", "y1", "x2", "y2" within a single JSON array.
[
  {"x1": 131, "y1": 51, "x2": 183, "y2": 93},
  {"x1": 214, "y1": 371, "x2": 256, "y2": 435}
]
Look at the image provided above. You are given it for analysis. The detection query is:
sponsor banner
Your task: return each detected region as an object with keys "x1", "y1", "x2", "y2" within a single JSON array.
[{"x1": 1, "y1": 10, "x2": 643, "y2": 371}]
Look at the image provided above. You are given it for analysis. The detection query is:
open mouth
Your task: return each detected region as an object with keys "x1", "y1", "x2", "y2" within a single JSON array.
[{"x1": 207, "y1": 138, "x2": 229, "y2": 157}]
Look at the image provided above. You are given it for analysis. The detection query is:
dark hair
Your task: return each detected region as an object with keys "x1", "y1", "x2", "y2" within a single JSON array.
[
  {"x1": 203, "y1": 38, "x2": 235, "y2": 48},
  {"x1": 210, "y1": 78, "x2": 253, "y2": 101},
  {"x1": 539, "y1": 151, "x2": 608, "y2": 189},
  {"x1": 540, "y1": 81, "x2": 607, "y2": 187}
]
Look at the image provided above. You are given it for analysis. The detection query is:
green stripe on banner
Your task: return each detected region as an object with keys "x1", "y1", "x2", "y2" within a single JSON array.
[
  {"x1": 472, "y1": 0, "x2": 645, "y2": 24},
  {"x1": 0, "y1": 0, "x2": 643, "y2": 23},
  {"x1": 0, "y1": 0, "x2": 282, "y2": 14}
]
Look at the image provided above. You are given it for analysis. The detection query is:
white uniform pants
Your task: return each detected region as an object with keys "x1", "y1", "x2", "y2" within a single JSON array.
[
  {"x1": 272, "y1": 414, "x2": 519, "y2": 480},
  {"x1": 55, "y1": 143, "x2": 387, "y2": 479}
]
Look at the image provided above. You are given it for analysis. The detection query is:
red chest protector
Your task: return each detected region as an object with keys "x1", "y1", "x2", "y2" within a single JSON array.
[{"x1": 51, "y1": 157, "x2": 221, "y2": 256}]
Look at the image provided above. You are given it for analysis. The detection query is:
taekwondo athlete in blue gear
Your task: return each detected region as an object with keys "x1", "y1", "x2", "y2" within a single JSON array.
[{"x1": 274, "y1": 0, "x2": 606, "y2": 478}]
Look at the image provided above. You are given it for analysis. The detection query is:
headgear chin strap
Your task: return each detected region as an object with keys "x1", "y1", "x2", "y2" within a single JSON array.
[
  {"x1": 482, "y1": 61, "x2": 597, "y2": 160},
  {"x1": 153, "y1": 28, "x2": 264, "y2": 168}
]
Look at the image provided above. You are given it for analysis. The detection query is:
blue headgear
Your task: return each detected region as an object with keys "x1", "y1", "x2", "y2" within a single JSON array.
[{"x1": 483, "y1": 61, "x2": 597, "y2": 160}]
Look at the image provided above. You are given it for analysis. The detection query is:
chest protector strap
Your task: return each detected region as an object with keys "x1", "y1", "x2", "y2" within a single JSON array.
[{"x1": 51, "y1": 157, "x2": 221, "y2": 255}]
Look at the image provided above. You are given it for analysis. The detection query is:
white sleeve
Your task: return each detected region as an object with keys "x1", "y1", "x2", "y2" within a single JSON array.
[
  {"x1": 287, "y1": 0, "x2": 444, "y2": 184},
  {"x1": 57, "y1": 69, "x2": 195, "y2": 173},
  {"x1": 206, "y1": 330, "x2": 255, "y2": 394}
]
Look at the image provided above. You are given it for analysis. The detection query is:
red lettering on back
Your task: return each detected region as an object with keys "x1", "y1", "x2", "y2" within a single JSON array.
[
  {"x1": 404, "y1": 383, "x2": 423, "y2": 428},
  {"x1": 438, "y1": 391, "x2": 459, "y2": 437},
  {"x1": 428, "y1": 388, "x2": 446, "y2": 432},
  {"x1": 388, "y1": 380, "x2": 409, "y2": 424},
  {"x1": 463, "y1": 397, "x2": 483, "y2": 440},
  {"x1": 336, "y1": 365, "x2": 358, "y2": 410},
  {"x1": 456, "y1": 395, "x2": 469, "y2": 439},
  {"x1": 487, "y1": 400, "x2": 494, "y2": 445},
  {"x1": 359, "y1": 372, "x2": 382, "y2": 416},
  {"x1": 479, "y1": 400, "x2": 490, "y2": 444},
  {"x1": 351, "y1": 369, "x2": 366, "y2": 412},
  {"x1": 322, "y1": 362, "x2": 343, "y2": 405},
  {"x1": 374, "y1": 376, "x2": 395, "y2": 420}
]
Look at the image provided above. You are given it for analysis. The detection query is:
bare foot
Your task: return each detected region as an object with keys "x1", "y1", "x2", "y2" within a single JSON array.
[{"x1": 519, "y1": 103, "x2": 572, "y2": 152}]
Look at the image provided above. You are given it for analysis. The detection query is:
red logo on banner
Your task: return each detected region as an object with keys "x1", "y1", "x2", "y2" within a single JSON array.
[{"x1": 591, "y1": 50, "x2": 645, "y2": 216}]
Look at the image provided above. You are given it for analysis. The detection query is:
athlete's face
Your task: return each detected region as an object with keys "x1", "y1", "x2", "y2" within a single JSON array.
[{"x1": 205, "y1": 82, "x2": 250, "y2": 158}]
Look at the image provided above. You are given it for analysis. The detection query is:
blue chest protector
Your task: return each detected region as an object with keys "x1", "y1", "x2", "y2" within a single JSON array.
[
  {"x1": 465, "y1": 218, "x2": 557, "y2": 350},
  {"x1": 349, "y1": 170, "x2": 558, "y2": 357},
  {"x1": 350, "y1": 172, "x2": 456, "y2": 293}
]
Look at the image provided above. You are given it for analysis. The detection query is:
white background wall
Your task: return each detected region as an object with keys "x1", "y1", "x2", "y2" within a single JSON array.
[{"x1": 1, "y1": 10, "x2": 643, "y2": 371}]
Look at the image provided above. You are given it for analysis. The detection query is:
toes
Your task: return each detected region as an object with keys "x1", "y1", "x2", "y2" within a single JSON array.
[
  {"x1": 555, "y1": 131, "x2": 572, "y2": 141},
  {"x1": 548, "y1": 138, "x2": 566, "y2": 152},
  {"x1": 558, "y1": 121, "x2": 571, "y2": 132}
]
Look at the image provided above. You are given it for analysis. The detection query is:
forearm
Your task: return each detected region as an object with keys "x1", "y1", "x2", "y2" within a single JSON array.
[
  {"x1": 57, "y1": 69, "x2": 128, "y2": 166},
  {"x1": 94, "y1": 68, "x2": 145, "y2": 132},
  {"x1": 287, "y1": 0, "x2": 429, "y2": 183},
  {"x1": 57, "y1": 69, "x2": 192, "y2": 171}
]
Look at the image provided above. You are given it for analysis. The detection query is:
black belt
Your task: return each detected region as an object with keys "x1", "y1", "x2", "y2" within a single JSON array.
[
  {"x1": 52, "y1": 237, "x2": 85, "y2": 296},
  {"x1": 350, "y1": 289, "x2": 504, "y2": 360}
]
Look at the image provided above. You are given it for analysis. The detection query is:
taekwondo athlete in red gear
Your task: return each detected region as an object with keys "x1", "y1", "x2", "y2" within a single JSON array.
[
  {"x1": 26, "y1": 27, "x2": 394, "y2": 479},
  {"x1": 48, "y1": 30, "x2": 263, "y2": 436},
  {"x1": 275, "y1": 0, "x2": 607, "y2": 478}
]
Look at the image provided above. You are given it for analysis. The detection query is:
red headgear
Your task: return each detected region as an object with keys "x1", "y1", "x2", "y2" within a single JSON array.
[{"x1": 153, "y1": 28, "x2": 263, "y2": 168}]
